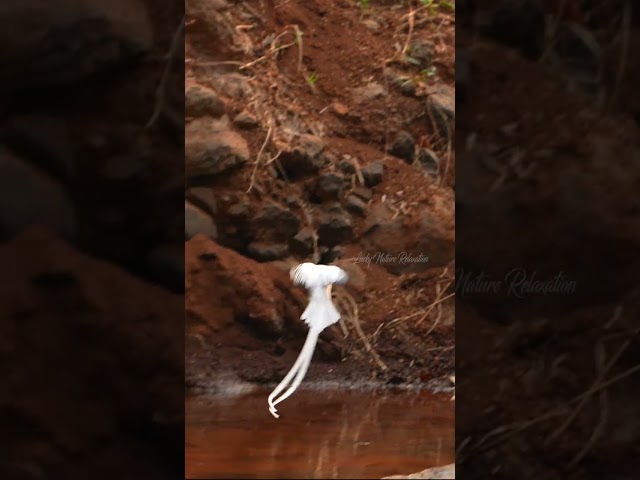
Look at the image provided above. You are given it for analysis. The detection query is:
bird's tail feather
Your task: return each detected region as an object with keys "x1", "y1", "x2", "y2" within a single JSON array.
[{"x1": 268, "y1": 327, "x2": 320, "y2": 418}]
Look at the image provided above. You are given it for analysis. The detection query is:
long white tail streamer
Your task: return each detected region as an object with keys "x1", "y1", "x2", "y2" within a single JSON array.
[
  {"x1": 268, "y1": 327, "x2": 320, "y2": 418},
  {"x1": 268, "y1": 262, "x2": 348, "y2": 418}
]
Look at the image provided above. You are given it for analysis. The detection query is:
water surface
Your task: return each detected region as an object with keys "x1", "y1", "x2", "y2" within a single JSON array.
[{"x1": 186, "y1": 388, "x2": 454, "y2": 479}]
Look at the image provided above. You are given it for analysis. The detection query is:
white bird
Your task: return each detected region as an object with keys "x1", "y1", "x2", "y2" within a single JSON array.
[{"x1": 268, "y1": 262, "x2": 349, "y2": 418}]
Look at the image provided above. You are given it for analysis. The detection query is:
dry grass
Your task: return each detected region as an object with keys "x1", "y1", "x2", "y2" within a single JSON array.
[
  {"x1": 335, "y1": 289, "x2": 388, "y2": 372},
  {"x1": 459, "y1": 302, "x2": 640, "y2": 464}
]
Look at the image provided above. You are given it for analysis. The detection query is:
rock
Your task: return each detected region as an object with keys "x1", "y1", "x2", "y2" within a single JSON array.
[
  {"x1": 289, "y1": 227, "x2": 315, "y2": 256},
  {"x1": 338, "y1": 158, "x2": 356, "y2": 174},
  {"x1": 352, "y1": 82, "x2": 387, "y2": 104},
  {"x1": 352, "y1": 186, "x2": 373, "y2": 201},
  {"x1": 383, "y1": 68, "x2": 417, "y2": 97},
  {"x1": 324, "y1": 201, "x2": 345, "y2": 214},
  {"x1": 314, "y1": 173, "x2": 343, "y2": 202},
  {"x1": 361, "y1": 199, "x2": 454, "y2": 274},
  {"x1": 362, "y1": 160, "x2": 384, "y2": 187},
  {"x1": 186, "y1": 236, "x2": 302, "y2": 336},
  {"x1": 233, "y1": 111, "x2": 259, "y2": 129},
  {"x1": 187, "y1": 187, "x2": 217, "y2": 216},
  {"x1": 185, "y1": 117, "x2": 249, "y2": 182},
  {"x1": 554, "y1": 22, "x2": 602, "y2": 92},
  {"x1": 418, "y1": 149, "x2": 439, "y2": 176},
  {"x1": 345, "y1": 195, "x2": 367, "y2": 216},
  {"x1": 0, "y1": 148, "x2": 76, "y2": 239},
  {"x1": 247, "y1": 242, "x2": 289, "y2": 262},
  {"x1": 0, "y1": 0, "x2": 153, "y2": 93},
  {"x1": 389, "y1": 131, "x2": 416, "y2": 163},
  {"x1": 398, "y1": 78, "x2": 418, "y2": 97},
  {"x1": 317, "y1": 211, "x2": 354, "y2": 247},
  {"x1": 185, "y1": 201, "x2": 217, "y2": 240},
  {"x1": 408, "y1": 39, "x2": 435, "y2": 69},
  {"x1": 227, "y1": 202, "x2": 249, "y2": 219},
  {"x1": 254, "y1": 202, "x2": 301, "y2": 240},
  {"x1": 332, "y1": 102, "x2": 349, "y2": 116},
  {"x1": 185, "y1": 83, "x2": 225, "y2": 118},
  {"x1": 320, "y1": 246, "x2": 345, "y2": 263},
  {"x1": 211, "y1": 73, "x2": 253, "y2": 100},
  {"x1": 3, "y1": 115, "x2": 74, "y2": 180},
  {"x1": 285, "y1": 195, "x2": 301, "y2": 208},
  {"x1": 427, "y1": 84, "x2": 455, "y2": 137},
  {"x1": 101, "y1": 154, "x2": 146, "y2": 182},
  {"x1": 279, "y1": 134, "x2": 325, "y2": 179},
  {"x1": 147, "y1": 243, "x2": 185, "y2": 292},
  {"x1": 361, "y1": 18, "x2": 381, "y2": 31},
  {"x1": 383, "y1": 463, "x2": 455, "y2": 479}
]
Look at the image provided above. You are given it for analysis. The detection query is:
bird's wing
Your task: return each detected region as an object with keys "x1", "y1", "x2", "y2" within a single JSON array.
[{"x1": 292, "y1": 263, "x2": 349, "y2": 289}]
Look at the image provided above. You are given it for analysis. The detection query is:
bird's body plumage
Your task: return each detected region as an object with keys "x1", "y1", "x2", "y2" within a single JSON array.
[{"x1": 268, "y1": 262, "x2": 349, "y2": 418}]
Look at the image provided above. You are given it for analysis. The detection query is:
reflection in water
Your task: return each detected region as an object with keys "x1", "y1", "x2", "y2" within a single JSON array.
[{"x1": 186, "y1": 389, "x2": 454, "y2": 479}]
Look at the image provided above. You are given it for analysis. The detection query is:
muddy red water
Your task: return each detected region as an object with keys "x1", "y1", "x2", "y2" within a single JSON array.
[{"x1": 185, "y1": 389, "x2": 454, "y2": 479}]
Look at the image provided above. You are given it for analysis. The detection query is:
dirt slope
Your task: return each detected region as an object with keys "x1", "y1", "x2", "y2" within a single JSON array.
[{"x1": 185, "y1": 0, "x2": 456, "y2": 391}]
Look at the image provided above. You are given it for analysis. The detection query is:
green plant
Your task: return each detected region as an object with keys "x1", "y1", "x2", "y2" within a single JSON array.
[
  {"x1": 420, "y1": 66, "x2": 437, "y2": 79},
  {"x1": 420, "y1": 0, "x2": 455, "y2": 11},
  {"x1": 358, "y1": 0, "x2": 370, "y2": 11},
  {"x1": 306, "y1": 71, "x2": 319, "y2": 85}
]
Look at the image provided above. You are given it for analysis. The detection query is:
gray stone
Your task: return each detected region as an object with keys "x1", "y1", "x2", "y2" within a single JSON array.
[
  {"x1": 233, "y1": 111, "x2": 259, "y2": 129},
  {"x1": 320, "y1": 246, "x2": 345, "y2": 264},
  {"x1": 345, "y1": 195, "x2": 367, "y2": 216},
  {"x1": 399, "y1": 79, "x2": 418, "y2": 97},
  {"x1": 315, "y1": 173, "x2": 343, "y2": 202},
  {"x1": 389, "y1": 131, "x2": 416, "y2": 163},
  {"x1": 247, "y1": 242, "x2": 289, "y2": 262},
  {"x1": 0, "y1": 148, "x2": 76, "y2": 239},
  {"x1": 185, "y1": 117, "x2": 249, "y2": 181},
  {"x1": 362, "y1": 160, "x2": 384, "y2": 187},
  {"x1": 338, "y1": 159, "x2": 356, "y2": 174},
  {"x1": 317, "y1": 212, "x2": 353, "y2": 247},
  {"x1": 185, "y1": 83, "x2": 225, "y2": 118},
  {"x1": 0, "y1": 0, "x2": 152, "y2": 93},
  {"x1": 185, "y1": 201, "x2": 217, "y2": 240},
  {"x1": 289, "y1": 227, "x2": 315, "y2": 256},
  {"x1": 254, "y1": 202, "x2": 301, "y2": 240},
  {"x1": 187, "y1": 187, "x2": 217, "y2": 216},
  {"x1": 418, "y1": 149, "x2": 439, "y2": 176},
  {"x1": 428, "y1": 84, "x2": 455, "y2": 137},
  {"x1": 227, "y1": 202, "x2": 249, "y2": 219},
  {"x1": 352, "y1": 186, "x2": 373, "y2": 201},
  {"x1": 408, "y1": 39, "x2": 435, "y2": 69},
  {"x1": 4, "y1": 115, "x2": 74, "y2": 180},
  {"x1": 279, "y1": 134, "x2": 326, "y2": 178}
]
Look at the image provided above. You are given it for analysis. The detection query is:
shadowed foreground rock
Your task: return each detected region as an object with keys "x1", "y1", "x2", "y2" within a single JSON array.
[
  {"x1": 0, "y1": 228, "x2": 183, "y2": 479},
  {"x1": 383, "y1": 463, "x2": 455, "y2": 479}
]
